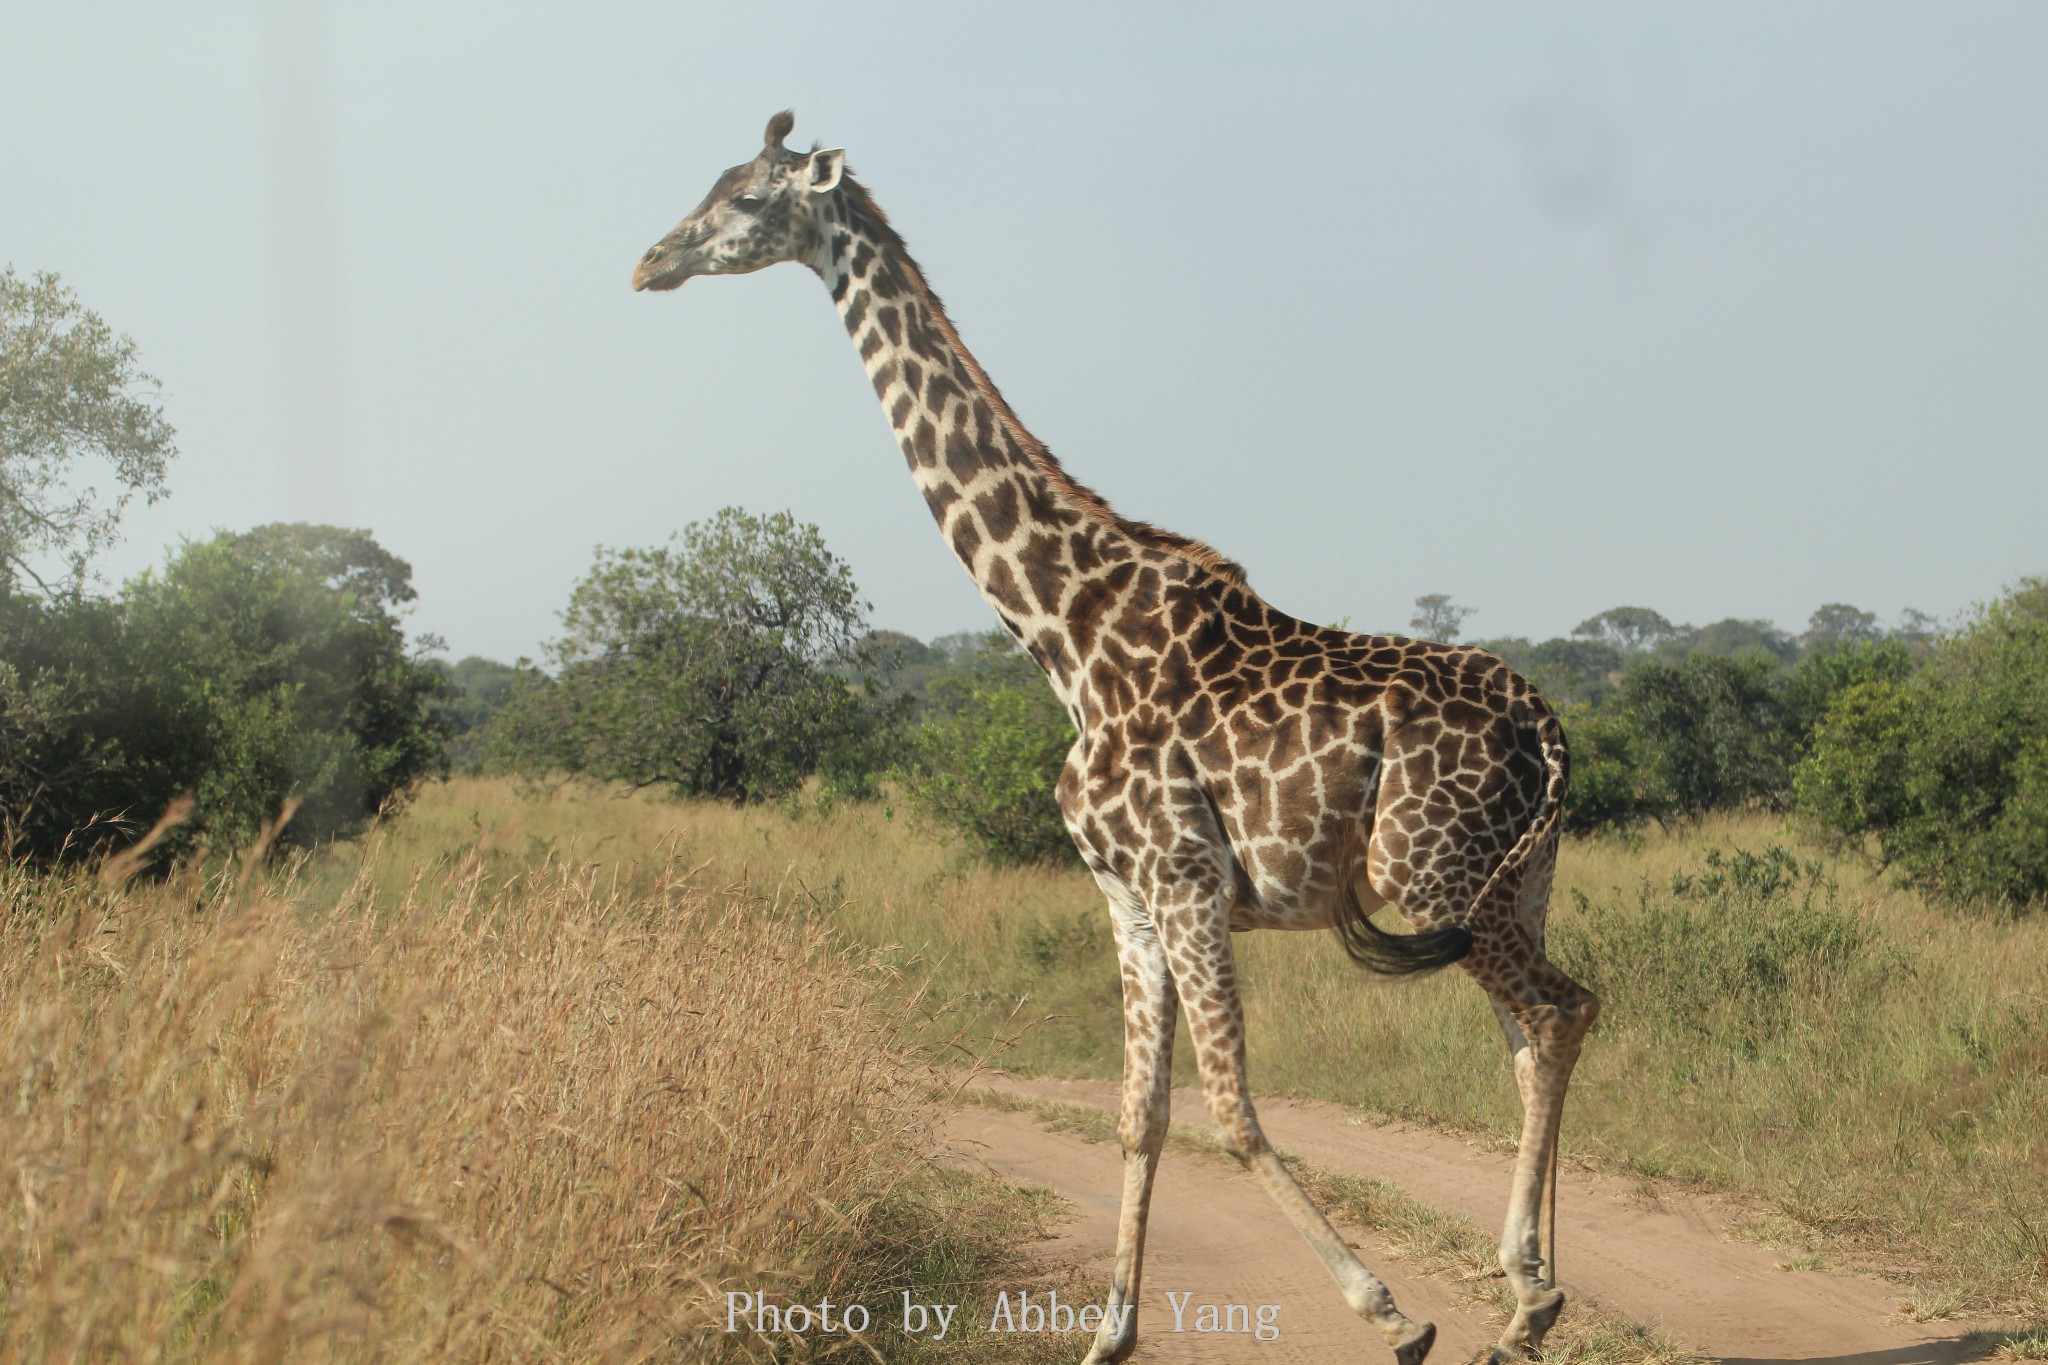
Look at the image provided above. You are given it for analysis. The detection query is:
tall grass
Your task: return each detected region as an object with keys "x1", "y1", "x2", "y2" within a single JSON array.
[
  {"x1": 0, "y1": 815, "x2": 1045, "y2": 1361},
  {"x1": 394, "y1": 781, "x2": 2048, "y2": 1323}
]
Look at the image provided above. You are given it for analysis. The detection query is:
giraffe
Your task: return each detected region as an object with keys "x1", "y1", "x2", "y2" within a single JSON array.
[{"x1": 632, "y1": 113, "x2": 1600, "y2": 1365}]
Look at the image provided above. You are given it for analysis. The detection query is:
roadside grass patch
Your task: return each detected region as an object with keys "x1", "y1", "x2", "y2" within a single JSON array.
[{"x1": 0, "y1": 820, "x2": 1058, "y2": 1363}]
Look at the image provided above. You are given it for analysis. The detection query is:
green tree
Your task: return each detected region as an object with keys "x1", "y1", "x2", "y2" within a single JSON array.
[
  {"x1": 0, "y1": 590, "x2": 156, "y2": 854},
  {"x1": 123, "y1": 524, "x2": 447, "y2": 846},
  {"x1": 1801, "y1": 603, "x2": 1882, "y2": 652},
  {"x1": 1791, "y1": 676, "x2": 1918, "y2": 842},
  {"x1": 1889, "y1": 607, "x2": 1941, "y2": 652},
  {"x1": 1410, "y1": 593, "x2": 1472, "y2": 641},
  {"x1": 1781, "y1": 636, "x2": 1916, "y2": 750},
  {"x1": 1556, "y1": 702, "x2": 1658, "y2": 834},
  {"x1": 497, "y1": 508, "x2": 893, "y2": 802},
  {"x1": 0, "y1": 268, "x2": 176, "y2": 595},
  {"x1": 1614, "y1": 653, "x2": 1792, "y2": 817},
  {"x1": 1572, "y1": 606, "x2": 1676, "y2": 653}
]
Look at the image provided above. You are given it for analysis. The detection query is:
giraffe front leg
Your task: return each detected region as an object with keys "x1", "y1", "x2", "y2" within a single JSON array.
[
  {"x1": 1156, "y1": 889, "x2": 1437, "y2": 1364},
  {"x1": 1080, "y1": 893, "x2": 1178, "y2": 1365}
]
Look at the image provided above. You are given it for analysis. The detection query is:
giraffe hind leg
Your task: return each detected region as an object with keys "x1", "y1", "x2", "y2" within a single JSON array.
[{"x1": 1467, "y1": 924, "x2": 1598, "y2": 1362}]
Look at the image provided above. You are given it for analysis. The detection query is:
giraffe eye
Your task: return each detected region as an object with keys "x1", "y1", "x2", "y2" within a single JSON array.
[{"x1": 733, "y1": 195, "x2": 763, "y2": 212}]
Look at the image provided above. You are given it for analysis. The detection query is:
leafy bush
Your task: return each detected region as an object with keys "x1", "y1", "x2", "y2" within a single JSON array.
[
  {"x1": 1556, "y1": 702, "x2": 1656, "y2": 835},
  {"x1": 1798, "y1": 580, "x2": 2048, "y2": 911},
  {"x1": 894, "y1": 634, "x2": 1075, "y2": 864},
  {"x1": 1781, "y1": 636, "x2": 1918, "y2": 749},
  {"x1": 0, "y1": 591, "x2": 154, "y2": 854},
  {"x1": 0, "y1": 524, "x2": 445, "y2": 861}
]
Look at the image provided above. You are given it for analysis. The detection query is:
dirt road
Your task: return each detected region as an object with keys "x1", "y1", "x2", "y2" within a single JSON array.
[{"x1": 941, "y1": 1076, "x2": 2014, "y2": 1365}]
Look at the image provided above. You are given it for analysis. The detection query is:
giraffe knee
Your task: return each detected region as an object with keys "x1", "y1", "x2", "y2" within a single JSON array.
[
  {"x1": 1574, "y1": 990, "x2": 1601, "y2": 1032},
  {"x1": 1202, "y1": 1101, "x2": 1267, "y2": 1165},
  {"x1": 1515, "y1": 994, "x2": 1597, "y2": 1063},
  {"x1": 1118, "y1": 1110, "x2": 1167, "y2": 1157}
]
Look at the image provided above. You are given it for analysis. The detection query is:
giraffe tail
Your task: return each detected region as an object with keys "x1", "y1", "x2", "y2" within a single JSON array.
[
  {"x1": 1333, "y1": 900, "x2": 1474, "y2": 974},
  {"x1": 1332, "y1": 697, "x2": 1569, "y2": 974},
  {"x1": 1331, "y1": 822, "x2": 1474, "y2": 975}
]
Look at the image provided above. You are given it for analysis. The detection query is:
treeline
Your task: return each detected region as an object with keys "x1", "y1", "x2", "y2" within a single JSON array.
[
  {"x1": 460, "y1": 506, "x2": 2046, "y2": 912},
  {"x1": 1477, "y1": 591, "x2": 2048, "y2": 910},
  {"x1": 9, "y1": 500, "x2": 2041, "y2": 915}
]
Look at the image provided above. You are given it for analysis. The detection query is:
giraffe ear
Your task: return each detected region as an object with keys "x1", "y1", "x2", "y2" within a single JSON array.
[{"x1": 807, "y1": 148, "x2": 845, "y2": 194}]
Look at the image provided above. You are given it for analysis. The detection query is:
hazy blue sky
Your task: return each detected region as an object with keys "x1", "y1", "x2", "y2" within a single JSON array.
[{"x1": 5, "y1": 3, "x2": 2044, "y2": 661}]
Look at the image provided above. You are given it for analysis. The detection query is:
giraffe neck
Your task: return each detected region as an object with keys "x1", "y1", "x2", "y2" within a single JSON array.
[{"x1": 809, "y1": 183, "x2": 1236, "y2": 701}]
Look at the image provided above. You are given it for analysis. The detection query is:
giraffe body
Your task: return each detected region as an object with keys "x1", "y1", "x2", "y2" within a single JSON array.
[{"x1": 634, "y1": 114, "x2": 1600, "y2": 1364}]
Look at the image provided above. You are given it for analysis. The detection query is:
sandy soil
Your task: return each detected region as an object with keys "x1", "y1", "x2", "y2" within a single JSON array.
[{"x1": 940, "y1": 1075, "x2": 2013, "y2": 1365}]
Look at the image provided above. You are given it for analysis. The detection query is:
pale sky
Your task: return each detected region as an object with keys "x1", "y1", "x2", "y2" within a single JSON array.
[{"x1": 4, "y1": 2, "x2": 2044, "y2": 662}]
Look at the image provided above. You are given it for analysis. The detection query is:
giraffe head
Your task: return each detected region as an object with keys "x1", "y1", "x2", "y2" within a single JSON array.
[{"x1": 631, "y1": 111, "x2": 845, "y2": 292}]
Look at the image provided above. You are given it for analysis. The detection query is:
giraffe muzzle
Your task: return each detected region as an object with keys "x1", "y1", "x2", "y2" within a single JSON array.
[
  {"x1": 631, "y1": 252, "x2": 693, "y2": 292},
  {"x1": 632, "y1": 230, "x2": 712, "y2": 292}
]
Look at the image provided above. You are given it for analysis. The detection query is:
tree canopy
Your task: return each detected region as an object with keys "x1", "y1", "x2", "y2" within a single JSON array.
[
  {"x1": 0, "y1": 268, "x2": 176, "y2": 595},
  {"x1": 1410, "y1": 594, "x2": 1472, "y2": 642},
  {"x1": 1573, "y1": 606, "x2": 1677, "y2": 653},
  {"x1": 495, "y1": 508, "x2": 894, "y2": 802}
]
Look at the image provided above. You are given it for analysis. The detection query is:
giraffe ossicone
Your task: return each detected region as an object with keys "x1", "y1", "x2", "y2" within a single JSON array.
[{"x1": 634, "y1": 111, "x2": 1600, "y2": 1365}]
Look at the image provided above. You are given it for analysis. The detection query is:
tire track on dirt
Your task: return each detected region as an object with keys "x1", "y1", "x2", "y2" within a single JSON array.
[{"x1": 954, "y1": 1076, "x2": 2011, "y2": 1365}]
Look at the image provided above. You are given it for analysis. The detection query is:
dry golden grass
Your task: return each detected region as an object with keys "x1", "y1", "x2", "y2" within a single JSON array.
[
  {"x1": 0, "y1": 809, "x2": 1053, "y2": 1362},
  {"x1": 381, "y1": 780, "x2": 2048, "y2": 1326}
]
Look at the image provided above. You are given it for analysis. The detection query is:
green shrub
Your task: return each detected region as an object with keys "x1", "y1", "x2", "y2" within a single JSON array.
[
  {"x1": 1554, "y1": 845, "x2": 1893, "y2": 1055},
  {"x1": 0, "y1": 524, "x2": 444, "y2": 861},
  {"x1": 1798, "y1": 580, "x2": 2048, "y2": 911},
  {"x1": 1782, "y1": 637, "x2": 1918, "y2": 751},
  {"x1": 894, "y1": 639, "x2": 1075, "y2": 865},
  {"x1": 1614, "y1": 652, "x2": 1793, "y2": 817},
  {"x1": 1557, "y1": 702, "x2": 1657, "y2": 835},
  {"x1": 1792, "y1": 678, "x2": 1918, "y2": 840}
]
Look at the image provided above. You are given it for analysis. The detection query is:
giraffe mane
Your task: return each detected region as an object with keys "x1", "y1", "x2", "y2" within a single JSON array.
[{"x1": 837, "y1": 176, "x2": 1247, "y2": 587}]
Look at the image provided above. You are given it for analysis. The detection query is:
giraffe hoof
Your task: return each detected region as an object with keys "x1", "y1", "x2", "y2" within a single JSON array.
[
  {"x1": 1522, "y1": 1285, "x2": 1566, "y2": 1343},
  {"x1": 1492, "y1": 1286, "x2": 1565, "y2": 1360},
  {"x1": 1393, "y1": 1319, "x2": 1436, "y2": 1365}
]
